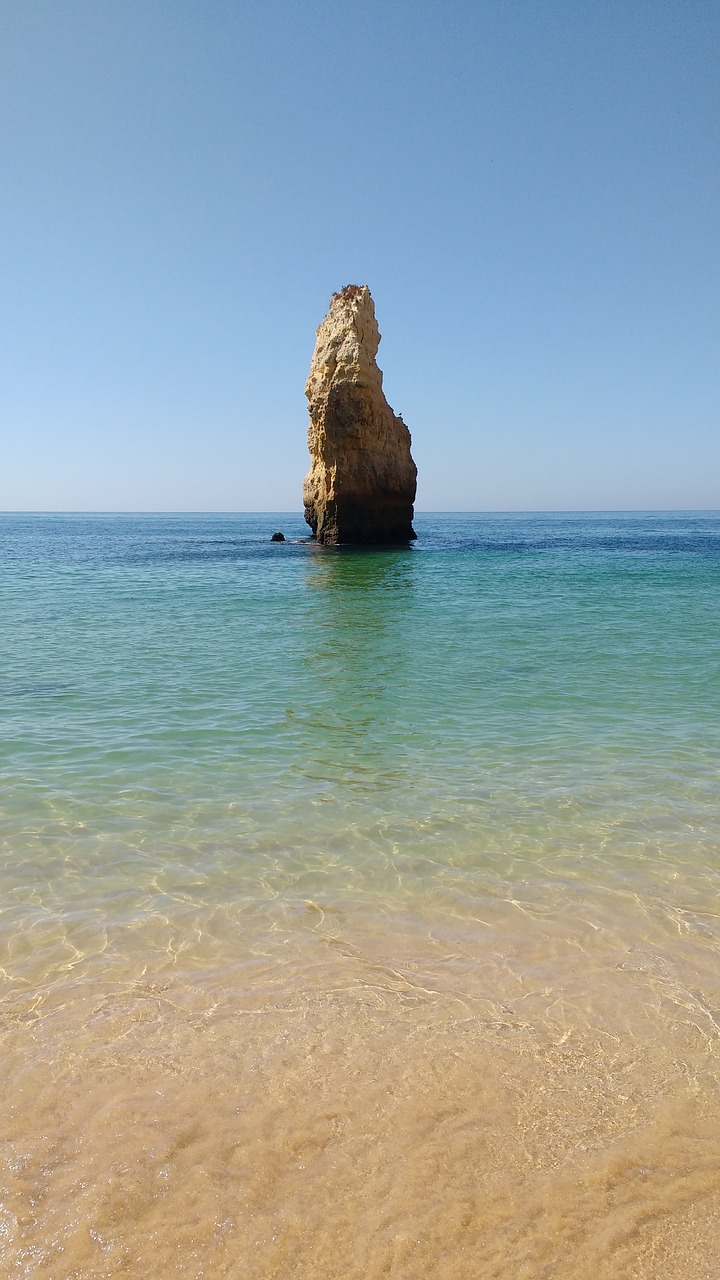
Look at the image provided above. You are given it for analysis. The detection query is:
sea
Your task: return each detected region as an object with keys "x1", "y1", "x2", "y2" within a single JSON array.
[{"x1": 1, "y1": 510, "x2": 720, "y2": 1279}]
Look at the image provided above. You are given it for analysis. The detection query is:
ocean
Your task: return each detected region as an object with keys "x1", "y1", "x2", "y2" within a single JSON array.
[{"x1": 1, "y1": 511, "x2": 720, "y2": 1278}]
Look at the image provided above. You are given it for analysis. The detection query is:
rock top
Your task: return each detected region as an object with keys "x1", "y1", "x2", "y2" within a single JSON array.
[{"x1": 303, "y1": 285, "x2": 417, "y2": 545}]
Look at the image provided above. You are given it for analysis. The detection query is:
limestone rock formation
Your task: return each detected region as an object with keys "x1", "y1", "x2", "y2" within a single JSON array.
[{"x1": 303, "y1": 285, "x2": 417, "y2": 544}]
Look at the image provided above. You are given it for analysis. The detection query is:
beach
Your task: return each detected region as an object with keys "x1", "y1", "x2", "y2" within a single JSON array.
[{"x1": 2, "y1": 511, "x2": 720, "y2": 1277}]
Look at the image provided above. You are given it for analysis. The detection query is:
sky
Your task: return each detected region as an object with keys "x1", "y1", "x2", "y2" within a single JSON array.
[{"x1": 1, "y1": 0, "x2": 718, "y2": 512}]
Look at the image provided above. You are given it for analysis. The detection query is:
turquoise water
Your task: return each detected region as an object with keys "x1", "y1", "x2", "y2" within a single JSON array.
[
  {"x1": 2, "y1": 511, "x2": 720, "y2": 1278},
  {"x1": 2, "y1": 512, "x2": 719, "y2": 975}
]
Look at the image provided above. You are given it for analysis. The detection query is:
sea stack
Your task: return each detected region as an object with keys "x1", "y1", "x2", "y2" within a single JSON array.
[{"x1": 303, "y1": 285, "x2": 417, "y2": 545}]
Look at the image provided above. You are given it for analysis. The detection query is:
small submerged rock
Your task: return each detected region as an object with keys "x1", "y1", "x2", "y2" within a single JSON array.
[{"x1": 270, "y1": 531, "x2": 286, "y2": 542}]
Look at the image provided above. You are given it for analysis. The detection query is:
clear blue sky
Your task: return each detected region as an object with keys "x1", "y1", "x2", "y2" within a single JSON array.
[{"x1": 1, "y1": 0, "x2": 718, "y2": 511}]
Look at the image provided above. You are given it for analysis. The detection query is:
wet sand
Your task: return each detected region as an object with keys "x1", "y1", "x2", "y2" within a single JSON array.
[{"x1": 3, "y1": 894, "x2": 720, "y2": 1279}]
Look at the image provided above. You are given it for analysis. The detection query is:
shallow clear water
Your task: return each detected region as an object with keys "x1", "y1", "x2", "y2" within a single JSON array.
[{"x1": 2, "y1": 511, "x2": 720, "y2": 1278}]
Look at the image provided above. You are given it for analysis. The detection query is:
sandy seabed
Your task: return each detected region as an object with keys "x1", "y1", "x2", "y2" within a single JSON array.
[{"x1": 2, "y1": 896, "x2": 720, "y2": 1280}]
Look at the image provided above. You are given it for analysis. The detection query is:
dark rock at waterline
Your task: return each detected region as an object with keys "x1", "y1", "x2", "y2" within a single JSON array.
[{"x1": 270, "y1": 531, "x2": 286, "y2": 542}]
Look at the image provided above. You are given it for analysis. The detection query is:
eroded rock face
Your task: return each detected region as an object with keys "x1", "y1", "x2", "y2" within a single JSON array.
[{"x1": 303, "y1": 285, "x2": 417, "y2": 545}]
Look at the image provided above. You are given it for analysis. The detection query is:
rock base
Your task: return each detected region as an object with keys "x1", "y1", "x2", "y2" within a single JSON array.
[{"x1": 303, "y1": 496, "x2": 416, "y2": 545}]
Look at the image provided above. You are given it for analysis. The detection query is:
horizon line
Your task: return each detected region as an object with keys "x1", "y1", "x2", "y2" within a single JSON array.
[{"x1": 0, "y1": 508, "x2": 718, "y2": 518}]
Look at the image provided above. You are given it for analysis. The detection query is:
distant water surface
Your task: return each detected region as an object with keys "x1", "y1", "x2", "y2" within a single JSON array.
[{"x1": 1, "y1": 511, "x2": 720, "y2": 1278}]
